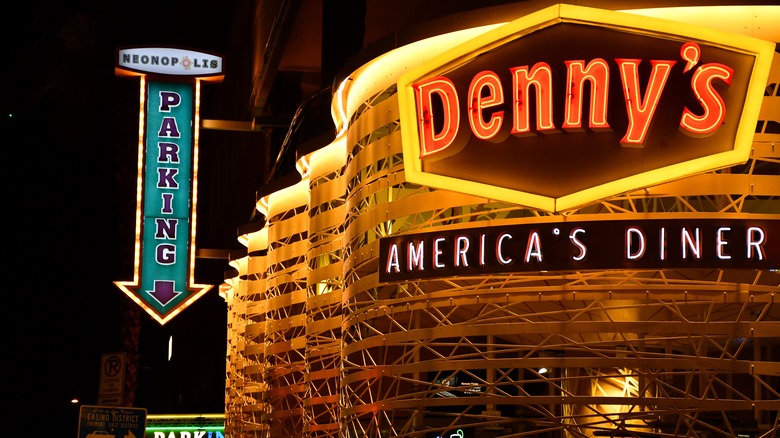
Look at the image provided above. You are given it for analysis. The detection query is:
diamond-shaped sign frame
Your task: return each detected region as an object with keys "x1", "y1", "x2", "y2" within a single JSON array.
[{"x1": 397, "y1": 4, "x2": 774, "y2": 212}]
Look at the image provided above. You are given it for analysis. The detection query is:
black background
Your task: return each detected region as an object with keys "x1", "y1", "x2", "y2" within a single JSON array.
[
  {"x1": 380, "y1": 218, "x2": 780, "y2": 282},
  {"x1": 4, "y1": 1, "x2": 251, "y2": 435}
]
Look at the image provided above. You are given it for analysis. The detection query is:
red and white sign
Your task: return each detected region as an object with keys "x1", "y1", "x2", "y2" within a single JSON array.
[
  {"x1": 98, "y1": 352, "x2": 125, "y2": 406},
  {"x1": 397, "y1": 4, "x2": 774, "y2": 212}
]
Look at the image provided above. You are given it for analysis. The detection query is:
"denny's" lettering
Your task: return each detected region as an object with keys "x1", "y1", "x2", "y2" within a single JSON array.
[
  {"x1": 396, "y1": 5, "x2": 773, "y2": 212},
  {"x1": 414, "y1": 41, "x2": 731, "y2": 161}
]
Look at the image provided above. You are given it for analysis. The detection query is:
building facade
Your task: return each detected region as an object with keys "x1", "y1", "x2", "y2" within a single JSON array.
[{"x1": 220, "y1": 3, "x2": 780, "y2": 437}]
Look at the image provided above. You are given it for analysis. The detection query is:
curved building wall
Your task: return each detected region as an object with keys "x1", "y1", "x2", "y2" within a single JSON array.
[
  {"x1": 224, "y1": 4, "x2": 780, "y2": 438},
  {"x1": 305, "y1": 138, "x2": 348, "y2": 437}
]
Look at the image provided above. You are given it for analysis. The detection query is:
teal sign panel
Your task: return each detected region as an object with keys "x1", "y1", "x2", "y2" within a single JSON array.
[
  {"x1": 139, "y1": 80, "x2": 194, "y2": 315},
  {"x1": 115, "y1": 79, "x2": 212, "y2": 325}
]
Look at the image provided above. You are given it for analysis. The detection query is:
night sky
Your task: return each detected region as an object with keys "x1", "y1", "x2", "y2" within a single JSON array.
[{"x1": 5, "y1": 2, "x2": 247, "y2": 435}]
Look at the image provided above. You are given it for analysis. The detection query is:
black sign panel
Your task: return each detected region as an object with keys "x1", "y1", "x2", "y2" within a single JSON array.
[{"x1": 379, "y1": 219, "x2": 779, "y2": 282}]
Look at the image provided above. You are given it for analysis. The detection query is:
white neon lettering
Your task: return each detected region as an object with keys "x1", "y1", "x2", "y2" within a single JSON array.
[
  {"x1": 747, "y1": 227, "x2": 766, "y2": 260},
  {"x1": 497, "y1": 233, "x2": 513, "y2": 264},
  {"x1": 716, "y1": 227, "x2": 731, "y2": 260},
  {"x1": 408, "y1": 241, "x2": 424, "y2": 271},
  {"x1": 626, "y1": 227, "x2": 645, "y2": 260},
  {"x1": 525, "y1": 231, "x2": 543, "y2": 262},
  {"x1": 480, "y1": 234, "x2": 486, "y2": 266},
  {"x1": 659, "y1": 227, "x2": 667, "y2": 261},
  {"x1": 681, "y1": 227, "x2": 701, "y2": 260},
  {"x1": 455, "y1": 235, "x2": 470, "y2": 267},
  {"x1": 433, "y1": 237, "x2": 446, "y2": 268},
  {"x1": 570, "y1": 228, "x2": 587, "y2": 261},
  {"x1": 382, "y1": 219, "x2": 770, "y2": 278},
  {"x1": 386, "y1": 244, "x2": 400, "y2": 273}
]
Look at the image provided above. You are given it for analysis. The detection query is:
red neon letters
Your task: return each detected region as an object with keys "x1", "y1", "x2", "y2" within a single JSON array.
[{"x1": 413, "y1": 42, "x2": 733, "y2": 158}]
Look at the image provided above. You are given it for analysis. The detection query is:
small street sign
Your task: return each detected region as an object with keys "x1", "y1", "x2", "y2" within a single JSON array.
[
  {"x1": 98, "y1": 352, "x2": 126, "y2": 405},
  {"x1": 78, "y1": 405, "x2": 147, "y2": 438}
]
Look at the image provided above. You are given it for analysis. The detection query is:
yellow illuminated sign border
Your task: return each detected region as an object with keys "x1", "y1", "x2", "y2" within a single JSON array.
[{"x1": 397, "y1": 4, "x2": 774, "y2": 212}]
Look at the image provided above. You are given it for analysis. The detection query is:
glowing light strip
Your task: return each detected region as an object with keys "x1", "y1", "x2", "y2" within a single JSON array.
[
  {"x1": 620, "y1": 6, "x2": 780, "y2": 42},
  {"x1": 190, "y1": 80, "x2": 206, "y2": 289},
  {"x1": 334, "y1": 77, "x2": 350, "y2": 137},
  {"x1": 147, "y1": 414, "x2": 223, "y2": 419},
  {"x1": 114, "y1": 75, "x2": 150, "y2": 315},
  {"x1": 266, "y1": 178, "x2": 310, "y2": 218},
  {"x1": 133, "y1": 76, "x2": 146, "y2": 282},
  {"x1": 332, "y1": 24, "x2": 504, "y2": 137},
  {"x1": 145, "y1": 426, "x2": 224, "y2": 431},
  {"x1": 304, "y1": 134, "x2": 347, "y2": 180}
]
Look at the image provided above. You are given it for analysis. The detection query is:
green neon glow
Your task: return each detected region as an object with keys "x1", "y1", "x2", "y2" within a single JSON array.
[{"x1": 145, "y1": 426, "x2": 224, "y2": 431}]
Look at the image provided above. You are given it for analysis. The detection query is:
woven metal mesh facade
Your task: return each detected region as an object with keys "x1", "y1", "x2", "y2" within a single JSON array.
[{"x1": 222, "y1": 14, "x2": 780, "y2": 438}]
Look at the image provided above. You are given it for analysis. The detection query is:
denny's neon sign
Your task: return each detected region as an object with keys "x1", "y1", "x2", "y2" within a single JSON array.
[
  {"x1": 114, "y1": 47, "x2": 223, "y2": 325},
  {"x1": 397, "y1": 4, "x2": 774, "y2": 212}
]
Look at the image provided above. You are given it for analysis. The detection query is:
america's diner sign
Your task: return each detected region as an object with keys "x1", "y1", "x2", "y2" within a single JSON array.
[
  {"x1": 379, "y1": 218, "x2": 779, "y2": 282},
  {"x1": 396, "y1": 4, "x2": 774, "y2": 212}
]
